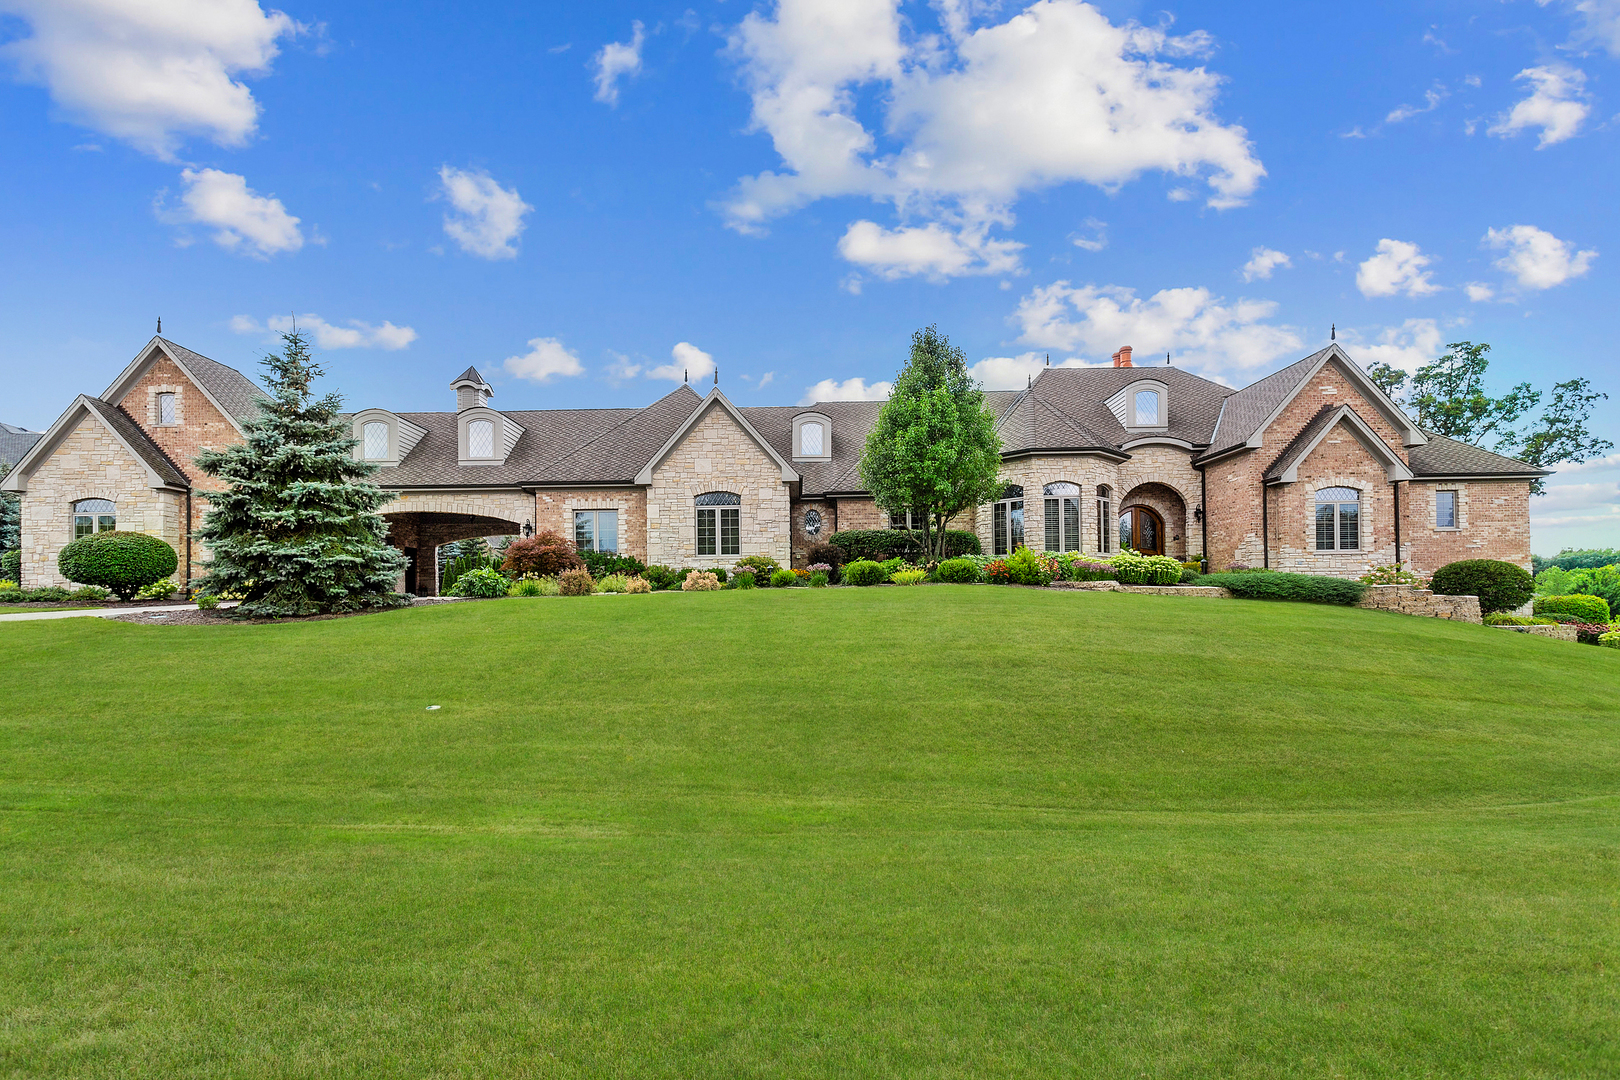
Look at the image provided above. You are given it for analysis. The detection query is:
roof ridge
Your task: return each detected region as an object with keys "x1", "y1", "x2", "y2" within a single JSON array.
[
  {"x1": 1027, "y1": 387, "x2": 1103, "y2": 444},
  {"x1": 84, "y1": 396, "x2": 190, "y2": 487},
  {"x1": 535, "y1": 384, "x2": 701, "y2": 474}
]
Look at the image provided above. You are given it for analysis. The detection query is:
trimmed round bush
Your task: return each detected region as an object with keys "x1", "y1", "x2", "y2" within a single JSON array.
[
  {"x1": 841, "y1": 559, "x2": 888, "y2": 586},
  {"x1": 935, "y1": 557, "x2": 981, "y2": 584},
  {"x1": 1430, "y1": 559, "x2": 1534, "y2": 614},
  {"x1": 58, "y1": 531, "x2": 178, "y2": 600},
  {"x1": 1599, "y1": 631, "x2": 1620, "y2": 649},
  {"x1": 1535, "y1": 593, "x2": 1612, "y2": 623},
  {"x1": 769, "y1": 569, "x2": 798, "y2": 588},
  {"x1": 558, "y1": 567, "x2": 596, "y2": 596}
]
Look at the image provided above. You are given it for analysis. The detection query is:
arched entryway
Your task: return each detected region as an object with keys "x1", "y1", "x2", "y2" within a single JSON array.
[
  {"x1": 1118, "y1": 483, "x2": 1188, "y2": 560},
  {"x1": 383, "y1": 511, "x2": 525, "y2": 595}
]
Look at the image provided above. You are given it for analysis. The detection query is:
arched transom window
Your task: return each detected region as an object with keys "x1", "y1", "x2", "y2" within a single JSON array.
[
  {"x1": 363, "y1": 421, "x2": 389, "y2": 460},
  {"x1": 1315, "y1": 487, "x2": 1360, "y2": 551},
  {"x1": 73, "y1": 498, "x2": 116, "y2": 539},
  {"x1": 1043, "y1": 482, "x2": 1081, "y2": 552},
  {"x1": 993, "y1": 484, "x2": 1025, "y2": 556},
  {"x1": 696, "y1": 491, "x2": 741, "y2": 557}
]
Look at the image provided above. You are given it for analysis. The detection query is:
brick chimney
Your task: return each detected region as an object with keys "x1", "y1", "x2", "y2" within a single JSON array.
[{"x1": 1111, "y1": 345, "x2": 1133, "y2": 368}]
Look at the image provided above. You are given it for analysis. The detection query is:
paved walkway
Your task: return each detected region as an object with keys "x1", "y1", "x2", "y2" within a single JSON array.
[{"x1": 0, "y1": 602, "x2": 232, "y2": 623}]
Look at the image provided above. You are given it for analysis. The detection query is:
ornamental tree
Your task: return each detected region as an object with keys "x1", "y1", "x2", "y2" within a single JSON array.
[
  {"x1": 858, "y1": 325, "x2": 1004, "y2": 559},
  {"x1": 193, "y1": 330, "x2": 407, "y2": 617},
  {"x1": 0, "y1": 462, "x2": 19, "y2": 555}
]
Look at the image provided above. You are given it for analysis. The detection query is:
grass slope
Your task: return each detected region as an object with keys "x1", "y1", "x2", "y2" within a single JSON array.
[{"x1": 1, "y1": 589, "x2": 1615, "y2": 1078}]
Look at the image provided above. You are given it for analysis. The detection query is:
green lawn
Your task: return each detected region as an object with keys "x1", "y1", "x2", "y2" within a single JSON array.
[
  {"x1": 0, "y1": 605, "x2": 101, "y2": 614},
  {"x1": 1, "y1": 588, "x2": 1615, "y2": 1078}
]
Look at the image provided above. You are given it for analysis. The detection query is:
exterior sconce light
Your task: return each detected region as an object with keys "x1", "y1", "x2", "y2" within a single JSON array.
[
  {"x1": 523, "y1": 520, "x2": 534, "y2": 537},
  {"x1": 1193, "y1": 506, "x2": 1204, "y2": 523}
]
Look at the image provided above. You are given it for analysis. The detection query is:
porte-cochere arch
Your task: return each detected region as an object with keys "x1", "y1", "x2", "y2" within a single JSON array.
[{"x1": 381, "y1": 490, "x2": 533, "y2": 595}]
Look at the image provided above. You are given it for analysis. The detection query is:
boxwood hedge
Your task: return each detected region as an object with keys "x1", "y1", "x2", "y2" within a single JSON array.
[
  {"x1": 57, "y1": 531, "x2": 178, "y2": 600},
  {"x1": 1196, "y1": 571, "x2": 1367, "y2": 606},
  {"x1": 829, "y1": 529, "x2": 980, "y2": 562},
  {"x1": 1535, "y1": 593, "x2": 1612, "y2": 623}
]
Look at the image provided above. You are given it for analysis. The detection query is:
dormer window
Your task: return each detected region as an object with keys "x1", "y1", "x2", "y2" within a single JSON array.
[
  {"x1": 468, "y1": 419, "x2": 495, "y2": 458},
  {"x1": 1108, "y1": 379, "x2": 1169, "y2": 430},
  {"x1": 790, "y1": 412, "x2": 832, "y2": 462},
  {"x1": 801, "y1": 422, "x2": 823, "y2": 456},
  {"x1": 1134, "y1": 390, "x2": 1159, "y2": 426},
  {"x1": 363, "y1": 421, "x2": 389, "y2": 460}
]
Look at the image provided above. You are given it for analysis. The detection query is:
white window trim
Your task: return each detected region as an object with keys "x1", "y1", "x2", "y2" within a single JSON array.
[
  {"x1": 791, "y1": 412, "x2": 833, "y2": 462},
  {"x1": 350, "y1": 409, "x2": 426, "y2": 468},
  {"x1": 573, "y1": 509, "x2": 621, "y2": 554},
  {"x1": 1313, "y1": 485, "x2": 1363, "y2": 552},
  {"x1": 1042, "y1": 482, "x2": 1083, "y2": 553},
  {"x1": 1107, "y1": 379, "x2": 1170, "y2": 431}
]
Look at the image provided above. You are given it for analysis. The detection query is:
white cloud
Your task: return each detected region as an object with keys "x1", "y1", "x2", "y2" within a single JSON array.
[
  {"x1": 1241, "y1": 247, "x2": 1291, "y2": 282},
  {"x1": 837, "y1": 219, "x2": 1023, "y2": 282},
  {"x1": 1531, "y1": 481, "x2": 1619, "y2": 515},
  {"x1": 649, "y1": 341, "x2": 716, "y2": 383},
  {"x1": 502, "y1": 337, "x2": 585, "y2": 383},
  {"x1": 1487, "y1": 66, "x2": 1590, "y2": 147},
  {"x1": 1464, "y1": 282, "x2": 1496, "y2": 302},
  {"x1": 723, "y1": 0, "x2": 1263, "y2": 279},
  {"x1": 1386, "y1": 85, "x2": 1446, "y2": 124},
  {"x1": 167, "y1": 168, "x2": 302, "y2": 257},
  {"x1": 1545, "y1": 451, "x2": 1620, "y2": 476},
  {"x1": 799, "y1": 377, "x2": 893, "y2": 405},
  {"x1": 592, "y1": 20, "x2": 645, "y2": 106},
  {"x1": 968, "y1": 351, "x2": 1101, "y2": 390},
  {"x1": 1340, "y1": 318, "x2": 1443, "y2": 375},
  {"x1": 1548, "y1": 0, "x2": 1620, "y2": 57},
  {"x1": 1071, "y1": 218, "x2": 1107, "y2": 252},
  {"x1": 437, "y1": 165, "x2": 532, "y2": 260},
  {"x1": 1010, "y1": 280, "x2": 1302, "y2": 379},
  {"x1": 0, "y1": 0, "x2": 296, "y2": 160},
  {"x1": 231, "y1": 313, "x2": 417, "y2": 350},
  {"x1": 756, "y1": 371, "x2": 776, "y2": 389},
  {"x1": 1485, "y1": 224, "x2": 1597, "y2": 290},
  {"x1": 1356, "y1": 239, "x2": 1440, "y2": 298}
]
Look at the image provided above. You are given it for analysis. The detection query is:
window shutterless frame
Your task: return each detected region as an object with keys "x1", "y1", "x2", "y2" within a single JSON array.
[
  {"x1": 1094, "y1": 487, "x2": 1111, "y2": 553},
  {"x1": 157, "y1": 392, "x2": 176, "y2": 426},
  {"x1": 1042, "y1": 482, "x2": 1081, "y2": 552},
  {"x1": 695, "y1": 492, "x2": 741, "y2": 557},
  {"x1": 1314, "y1": 488, "x2": 1361, "y2": 550},
  {"x1": 72, "y1": 498, "x2": 116, "y2": 539},
  {"x1": 992, "y1": 484, "x2": 1025, "y2": 556},
  {"x1": 574, "y1": 510, "x2": 619, "y2": 553},
  {"x1": 1436, "y1": 490, "x2": 1457, "y2": 529}
]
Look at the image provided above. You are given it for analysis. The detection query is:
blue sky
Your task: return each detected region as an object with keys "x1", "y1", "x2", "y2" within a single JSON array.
[{"x1": 1, "y1": 0, "x2": 1615, "y2": 551}]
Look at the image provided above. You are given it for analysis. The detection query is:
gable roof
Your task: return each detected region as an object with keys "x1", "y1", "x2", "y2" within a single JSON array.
[
  {"x1": 101, "y1": 337, "x2": 268, "y2": 432},
  {"x1": 1011, "y1": 365, "x2": 1233, "y2": 452},
  {"x1": 1408, "y1": 430, "x2": 1550, "y2": 479},
  {"x1": 1, "y1": 396, "x2": 188, "y2": 493},
  {"x1": 0, "y1": 422, "x2": 42, "y2": 469},
  {"x1": 1263, "y1": 404, "x2": 1413, "y2": 484},
  {"x1": 635, "y1": 388, "x2": 798, "y2": 485}
]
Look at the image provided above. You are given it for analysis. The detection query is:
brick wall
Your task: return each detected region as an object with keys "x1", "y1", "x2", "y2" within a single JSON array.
[
  {"x1": 647, "y1": 404, "x2": 791, "y2": 568},
  {"x1": 1268, "y1": 420, "x2": 1400, "y2": 575},
  {"x1": 791, "y1": 499, "x2": 836, "y2": 567},
  {"x1": 18, "y1": 416, "x2": 183, "y2": 587},
  {"x1": 833, "y1": 496, "x2": 886, "y2": 531},
  {"x1": 1118, "y1": 483, "x2": 1189, "y2": 560},
  {"x1": 1404, "y1": 480, "x2": 1532, "y2": 572},
  {"x1": 534, "y1": 488, "x2": 648, "y2": 562}
]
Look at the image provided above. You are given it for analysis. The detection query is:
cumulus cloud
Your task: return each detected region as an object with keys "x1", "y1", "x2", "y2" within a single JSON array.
[
  {"x1": 167, "y1": 168, "x2": 302, "y2": 257},
  {"x1": 967, "y1": 352, "x2": 1101, "y2": 390},
  {"x1": 1340, "y1": 318, "x2": 1443, "y2": 375},
  {"x1": 0, "y1": 0, "x2": 296, "y2": 159},
  {"x1": 838, "y1": 218, "x2": 1024, "y2": 282},
  {"x1": 502, "y1": 337, "x2": 586, "y2": 383},
  {"x1": 592, "y1": 20, "x2": 645, "y2": 106},
  {"x1": 1356, "y1": 239, "x2": 1440, "y2": 298},
  {"x1": 799, "y1": 377, "x2": 893, "y2": 405},
  {"x1": 649, "y1": 341, "x2": 716, "y2": 383},
  {"x1": 1465, "y1": 282, "x2": 1496, "y2": 302},
  {"x1": 231, "y1": 313, "x2": 416, "y2": 349},
  {"x1": 438, "y1": 165, "x2": 532, "y2": 260},
  {"x1": 1071, "y1": 218, "x2": 1107, "y2": 252},
  {"x1": 1487, "y1": 66, "x2": 1590, "y2": 147},
  {"x1": 1010, "y1": 281, "x2": 1302, "y2": 379},
  {"x1": 1242, "y1": 247, "x2": 1291, "y2": 282},
  {"x1": 1485, "y1": 224, "x2": 1597, "y2": 290},
  {"x1": 723, "y1": 0, "x2": 1263, "y2": 279},
  {"x1": 1557, "y1": 0, "x2": 1620, "y2": 56}
]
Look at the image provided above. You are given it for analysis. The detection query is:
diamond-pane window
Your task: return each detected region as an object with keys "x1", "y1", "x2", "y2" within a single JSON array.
[
  {"x1": 468, "y1": 420, "x2": 495, "y2": 458},
  {"x1": 1134, "y1": 390, "x2": 1160, "y2": 425},
  {"x1": 800, "y1": 422, "x2": 823, "y2": 456},
  {"x1": 363, "y1": 422, "x2": 389, "y2": 460},
  {"x1": 158, "y1": 393, "x2": 176, "y2": 425}
]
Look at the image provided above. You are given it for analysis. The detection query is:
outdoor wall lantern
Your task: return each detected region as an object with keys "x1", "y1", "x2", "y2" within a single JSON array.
[
  {"x1": 523, "y1": 520, "x2": 534, "y2": 537},
  {"x1": 1193, "y1": 506, "x2": 1204, "y2": 522}
]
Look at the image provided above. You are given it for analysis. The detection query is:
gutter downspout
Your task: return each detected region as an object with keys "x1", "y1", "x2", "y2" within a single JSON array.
[
  {"x1": 1198, "y1": 465, "x2": 1208, "y2": 572},
  {"x1": 1392, "y1": 479, "x2": 1402, "y2": 569},
  {"x1": 1261, "y1": 481, "x2": 1269, "y2": 570},
  {"x1": 185, "y1": 487, "x2": 192, "y2": 591}
]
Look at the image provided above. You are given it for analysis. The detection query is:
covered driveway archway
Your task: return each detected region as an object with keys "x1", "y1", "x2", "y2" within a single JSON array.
[{"x1": 384, "y1": 511, "x2": 526, "y2": 595}]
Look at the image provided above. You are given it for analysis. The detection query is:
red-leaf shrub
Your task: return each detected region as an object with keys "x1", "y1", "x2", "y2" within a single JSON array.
[{"x1": 501, "y1": 530, "x2": 584, "y2": 577}]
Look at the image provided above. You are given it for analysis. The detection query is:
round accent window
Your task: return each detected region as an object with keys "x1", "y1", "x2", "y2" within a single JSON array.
[{"x1": 804, "y1": 509, "x2": 823, "y2": 537}]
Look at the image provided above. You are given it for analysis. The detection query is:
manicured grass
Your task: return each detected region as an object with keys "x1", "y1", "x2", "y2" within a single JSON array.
[
  {"x1": 1, "y1": 589, "x2": 1615, "y2": 1078},
  {"x1": 0, "y1": 605, "x2": 101, "y2": 614}
]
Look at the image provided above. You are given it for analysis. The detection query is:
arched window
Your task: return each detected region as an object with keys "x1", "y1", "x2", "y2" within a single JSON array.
[
  {"x1": 363, "y1": 421, "x2": 389, "y2": 460},
  {"x1": 803, "y1": 508, "x2": 823, "y2": 538},
  {"x1": 1134, "y1": 389, "x2": 1161, "y2": 426},
  {"x1": 467, "y1": 419, "x2": 495, "y2": 458},
  {"x1": 993, "y1": 484, "x2": 1024, "y2": 556},
  {"x1": 1043, "y1": 482, "x2": 1081, "y2": 552},
  {"x1": 73, "y1": 498, "x2": 115, "y2": 539},
  {"x1": 1095, "y1": 486, "x2": 1111, "y2": 553},
  {"x1": 1315, "y1": 487, "x2": 1360, "y2": 551},
  {"x1": 800, "y1": 421, "x2": 823, "y2": 457},
  {"x1": 696, "y1": 491, "x2": 741, "y2": 557}
]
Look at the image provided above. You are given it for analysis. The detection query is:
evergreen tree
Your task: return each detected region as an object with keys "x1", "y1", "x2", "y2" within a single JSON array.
[
  {"x1": 193, "y1": 330, "x2": 408, "y2": 617},
  {"x1": 0, "y1": 462, "x2": 19, "y2": 554},
  {"x1": 858, "y1": 325, "x2": 1003, "y2": 559}
]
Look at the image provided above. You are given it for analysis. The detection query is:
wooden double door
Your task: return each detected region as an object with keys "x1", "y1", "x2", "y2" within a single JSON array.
[{"x1": 1118, "y1": 506, "x2": 1165, "y2": 556}]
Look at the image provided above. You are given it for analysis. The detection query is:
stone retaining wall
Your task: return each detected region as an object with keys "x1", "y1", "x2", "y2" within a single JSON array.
[
  {"x1": 1050, "y1": 582, "x2": 1233, "y2": 598},
  {"x1": 1355, "y1": 584, "x2": 1482, "y2": 623},
  {"x1": 1491, "y1": 624, "x2": 1579, "y2": 642}
]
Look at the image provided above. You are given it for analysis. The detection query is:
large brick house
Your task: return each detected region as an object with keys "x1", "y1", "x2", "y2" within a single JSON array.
[{"x1": 4, "y1": 336, "x2": 1547, "y2": 592}]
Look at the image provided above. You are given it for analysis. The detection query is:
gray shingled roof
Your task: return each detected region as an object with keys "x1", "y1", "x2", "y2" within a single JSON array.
[
  {"x1": 83, "y1": 398, "x2": 189, "y2": 488},
  {"x1": 159, "y1": 338, "x2": 268, "y2": 425},
  {"x1": 451, "y1": 366, "x2": 489, "y2": 387},
  {"x1": 1409, "y1": 430, "x2": 1549, "y2": 478},
  {"x1": 0, "y1": 422, "x2": 42, "y2": 468},
  {"x1": 1263, "y1": 404, "x2": 1345, "y2": 482},
  {"x1": 1203, "y1": 348, "x2": 1328, "y2": 458},
  {"x1": 1002, "y1": 365, "x2": 1232, "y2": 452}
]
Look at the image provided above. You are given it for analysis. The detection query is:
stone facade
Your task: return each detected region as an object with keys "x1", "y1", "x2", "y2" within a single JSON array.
[
  {"x1": 1355, "y1": 584, "x2": 1482, "y2": 623},
  {"x1": 17, "y1": 416, "x2": 184, "y2": 587},
  {"x1": 534, "y1": 487, "x2": 649, "y2": 562},
  {"x1": 647, "y1": 404, "x2": 791, "y2": 569}
]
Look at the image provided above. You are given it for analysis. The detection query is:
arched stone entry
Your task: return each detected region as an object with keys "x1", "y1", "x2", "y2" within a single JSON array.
[
  {"x1": 1118, "y1": 482, "x2": 1189, "y2": 560},
  {"x1": 384, "y1": 511, "x2": 525, "y2": 595}
]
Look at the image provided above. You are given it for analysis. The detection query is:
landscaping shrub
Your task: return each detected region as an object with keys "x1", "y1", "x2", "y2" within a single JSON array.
[
  {"x1": 1484, "y1": 613, "x2": 1560, "y2": 626},
  {"x1": 1, "y1": 549, "x2": 19, "y2": 581},
  {"x1": 195, "y1": 593, "x2": 220, "y2": 610},
  {"x1": 597, "y1": 573, "x2": 630, "y2": 594},
  {"x1": 135, "y1": 578, "x2": 177, "y2": 600},
  {"x1": 1534, "y1": 564, "x2": 1620, "y2": 618},
  {"x1": 501, "y1": 531, "x2": 584, "y2": 578},
  {"x1": 1535, "y1": 593, "x2": 1612, "y2": 623},
  {"x1": 1569, "y1": 622, "x2": 1612, "y2": 645},
  {"x1": 441, "y1": 552, "x2": 495, "y2": 594},
  {"x1": 1112, "y1": 551, "x2": 1182, "y2": 586},
  {"x1": 808, "y1": 571, "x2": 829, "y2": 587},
  {"x1": 58, "y1": 531, "x2": 178, "y2": 600},
  {"x1": 735, "y1": 555, "x2": 782, "y2": 583},
  {"x1": 681, "y1": 571, "x2": 721, "y2": 592},
  {"x1": 1600, "y1": 631, "x2": 1620, "y2": 649},
  {"x1": 1181, "y1": 561, "x2": 1203, "y2": 576},
  {"x1": 581, "y1": 551, "x2": 646, "y2": 579},
  {"x1": 984, "y1": 559, "x2": 1011, "y2": 585},
  {"x1": 1179, "y1": 569, "x2": 1199, "y2": 584},
  {"x1": 1430, "y1": 559, "x2": 1533, "y2": 614},
  {"x1": 1000, "y1": 546, "x2": 1057, "y2": 586},
  {"x1": 878, "y1": 556, "x2": 910, "y2": 578},
  {"x1": 935, "y1": 557, "x2": 981, "y2": 584},
  {"x1": 448, "y1": 566, "x2": 508, "y2": 598},
  {"x1": 770, "y1": 569, "x2": 799, "y2": 588},
  {"x1": 705, "y1": 567, "x2": 729, "y2": 583},
  {"x1": 558, "y1": 567, "x2": 596, "y2": 596},
  {"x1": 69, "y1": 586, "x2": 111, "y2": 602},
  {"x1": 890, "y1": 568, "x2": 928, "y2": 586},
  {"x1": 508, "y1": 575, "x2": 549, "y2": 597},
  {"x1": 643, "y1": 565, "x2": 681, "y2": 591},
  {"x1": 10, "y1": 586, "x2": 73, "y2": 603},
  {"x1": 1058, "y1": 557, "x2": 1115, "y2": 582},
  {"x1": 1359, "y1": 565, "x2": 1429, "y2": 587},
  {"x1": 624, "y1": 576, "x2": 652, "y2": 594},
  {"x1": 730, "y1": 570, "x2": 757, "y2": 589},
  {"x1": 804, "y1": 542, "x2": 844, "y2": 575},
  {"x1": 1197, "y1": 571, "x2": 1367, "y2": 605},
  {"x1": 841, "y1": 559, "x2": 889, "y2": 586},
  {"x1": 828, "y1": 528, "x2": 979, "y2": 562}
]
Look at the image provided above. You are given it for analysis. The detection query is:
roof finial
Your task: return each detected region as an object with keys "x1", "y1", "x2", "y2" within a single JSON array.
[
  {"x1": 683, "y1": 368, "x2": 688, "y2": 384},
  {"x1": 714, "y1": 367, "x2": 718, "y2": 387},
  {"x1": 1165, "y1": 351, "x2": 1170, "y2": 365},
  {"x1": 1045, "y1": 353, "x2": 1050, "y2": 366},
  {"x1": 1027, "y1": 373, "x2": 1032, "y2": 388},
  {"x1": 1331, "y1": 323, "x2": 1336, "y2": 341},
  {"x1": 156, "y1": 317, "x2": 161, "y2": 334}
]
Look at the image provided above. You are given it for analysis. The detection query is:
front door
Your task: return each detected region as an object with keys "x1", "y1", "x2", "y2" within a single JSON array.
[{"x1": 1118, "y1": 507, "x2": 1164, "y2": 555}]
